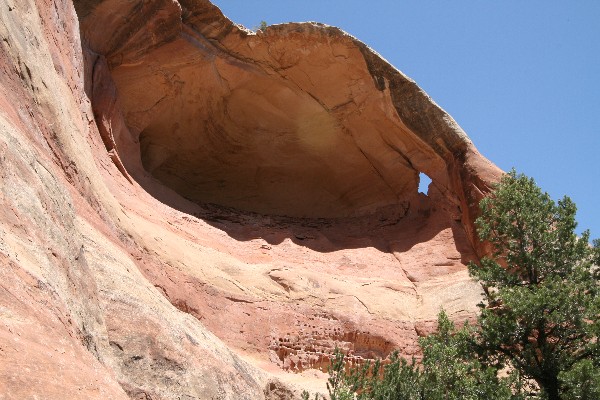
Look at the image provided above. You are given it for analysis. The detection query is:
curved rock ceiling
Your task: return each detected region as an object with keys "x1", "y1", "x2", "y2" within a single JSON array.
[
  {"x1": 135, "y1": 50, "x2": 415, "y2": 218},
  {"x1": 81, "y1": 0, "x2": 500, "y2": 225},
  {"x1": 112, "y1": 24, "x2": 431, "y2": 218}
]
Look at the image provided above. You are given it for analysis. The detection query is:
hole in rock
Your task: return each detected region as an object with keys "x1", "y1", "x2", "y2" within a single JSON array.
[{"x1": 418, "y1": 172, "x2": 432, "y2": 195}]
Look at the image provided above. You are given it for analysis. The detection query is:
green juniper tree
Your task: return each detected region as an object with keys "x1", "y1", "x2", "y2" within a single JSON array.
[
  {"x1": 468, "y1": 170, "x2": 600, "y2": 400},
  {"x1": 312, "y1": 170, "x2": 598, "y2": 399},
  {"x1": 321, "y1": 311, "x2": 514, "y2": 400},
  {"x1": 418, "y1": 312, "x2": 516, "y2": 400},
  {"x1": 324, "y1": 349, "x2": 423, "y2": 400}
]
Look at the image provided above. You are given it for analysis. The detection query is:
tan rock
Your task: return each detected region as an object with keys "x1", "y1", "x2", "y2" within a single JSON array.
[{"x1": 0, "y1": 0, "x2": 502, "y2": 398}]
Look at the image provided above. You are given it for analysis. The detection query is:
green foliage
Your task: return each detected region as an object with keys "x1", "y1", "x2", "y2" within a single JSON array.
[
  {"x1": 254, "y1": 20, "x2": 268, "y2": 32},
  {"x1": 559, "y1": 359, "x2": 600, "y2": 400},
  {"x1": 325, "y1": 349, "x2": 355, "y2": 400},
  {"x1": 419, "y1": 312, "x2": 516, "y2": 400},
  {"x1": 313, "y1": 169, "x2": 598, "y2": 400},
  {"x1": 334, "y1": 352, "x2": 422, "y2": 400},
  {"x1": 325, "y1": 348, "x2": 421, "y2": 400},
  {"x1": 301, "y1": 390, "x2": 321, "y2": 400},
  {"x1": 468, "y1": 169, "x2": 600, "y2": 399},
  {"x1": 324, "y1": 311, "x2": 514, "y2": 400}
]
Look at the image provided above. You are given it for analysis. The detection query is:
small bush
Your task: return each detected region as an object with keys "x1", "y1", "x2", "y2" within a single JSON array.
[{"x1": 254, "y1": 20, "x2": 268, "y2": 32}]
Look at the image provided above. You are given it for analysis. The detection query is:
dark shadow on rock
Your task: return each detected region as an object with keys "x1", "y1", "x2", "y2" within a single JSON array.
[{"x1": 138, "y1": 185, "x2": 479, "y2": 264}]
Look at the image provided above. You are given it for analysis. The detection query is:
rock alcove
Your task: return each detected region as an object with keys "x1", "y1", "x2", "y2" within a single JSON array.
[
  {"x1": 97, "y1": 21, "x2": 468, "y2": 226},
  {"x1": 137, "y1": 71, "x2": 422, "y2": 219},
  {"x1": 107, "y1": 25, "x2": 441, "y2": 221},
  {"x1": 76, "y1": 0, "x2": 502, "y2": 387}
]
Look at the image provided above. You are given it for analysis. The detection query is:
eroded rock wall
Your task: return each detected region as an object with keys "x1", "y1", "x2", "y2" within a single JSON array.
[
  {"x1": 0, "y1": 1, "x2": 272, "y2": 398},
  {"x1": 1, "y1": 0, "x2": 502, "y2": 398}
]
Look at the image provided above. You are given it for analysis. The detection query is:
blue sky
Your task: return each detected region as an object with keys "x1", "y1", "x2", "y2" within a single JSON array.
[{"x1": 212, "y1": 1, "x2": 599, "y2": 239}]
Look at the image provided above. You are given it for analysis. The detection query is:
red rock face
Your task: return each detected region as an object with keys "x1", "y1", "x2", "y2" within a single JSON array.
[{"x1": 0, "y1": 0, "x2": 502, "y2": 398}]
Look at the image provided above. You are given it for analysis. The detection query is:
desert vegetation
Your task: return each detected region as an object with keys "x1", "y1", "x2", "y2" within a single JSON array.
[{"x1": 305, "y1": 170, "x2": 600, "y2": 400}]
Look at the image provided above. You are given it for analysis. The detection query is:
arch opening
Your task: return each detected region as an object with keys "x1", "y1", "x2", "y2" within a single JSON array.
[{"x1": 418, "y1": 172, "x2": 432, "y2": 195}]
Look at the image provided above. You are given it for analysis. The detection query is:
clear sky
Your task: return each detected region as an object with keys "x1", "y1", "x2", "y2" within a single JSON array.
[{"x1": 211, "y1": 1, "x2": 600, "y2": 239}]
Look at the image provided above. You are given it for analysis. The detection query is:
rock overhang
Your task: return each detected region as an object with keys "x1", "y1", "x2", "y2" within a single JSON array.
[
  {"x1": 78, "y1": 0, "x2": 503, "y2": 250},
  {"x1": 133, "y1": 53, "x2": 418, "y2": 218},
  {"x1": 105, "y1": 22, "x2": 443, "y2": 219}
]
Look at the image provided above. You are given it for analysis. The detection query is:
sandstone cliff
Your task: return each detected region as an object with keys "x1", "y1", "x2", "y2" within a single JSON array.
[{"x1": 0, "y1": 0, "x2": 502, "y2": 398}]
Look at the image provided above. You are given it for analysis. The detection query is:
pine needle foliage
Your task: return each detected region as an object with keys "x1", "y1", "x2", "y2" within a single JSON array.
[
  {"x1": 316, "y1": 312, "x2": 514, "y2": 400},
  {"x1": 468, "y1": 169, "x2": 600, "y2": 400},
  {"x1": 305, "y1": 170, "x2": 599, "y2": 400}
]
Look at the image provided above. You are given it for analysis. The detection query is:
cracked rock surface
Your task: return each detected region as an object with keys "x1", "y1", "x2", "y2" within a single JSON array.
[{"x1": 1, "y1": 0, "x2": 502, "y2": 398}]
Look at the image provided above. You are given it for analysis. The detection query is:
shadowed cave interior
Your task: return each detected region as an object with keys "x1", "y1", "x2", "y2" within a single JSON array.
[
  {"x1": 137, "y1": 93, "x2": 428, "y2": 220},
  {"x1": 133, "y1": 93, "x2": 474, "y2": 259}
]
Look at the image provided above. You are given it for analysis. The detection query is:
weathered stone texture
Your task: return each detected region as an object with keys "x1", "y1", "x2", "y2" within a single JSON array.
[{"x1": 0, "y1": 0, "x2": 502, "y2": 398}]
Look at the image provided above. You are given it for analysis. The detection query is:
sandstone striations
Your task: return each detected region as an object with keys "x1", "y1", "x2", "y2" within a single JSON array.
[{"x1": 0, "y1": 0, "x2": 502, "y2": 398}]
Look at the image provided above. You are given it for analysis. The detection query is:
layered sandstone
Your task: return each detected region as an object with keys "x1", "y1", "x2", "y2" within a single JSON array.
[{"x1": 0, "y1": 0, "x2": 502, "y2": 398}]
